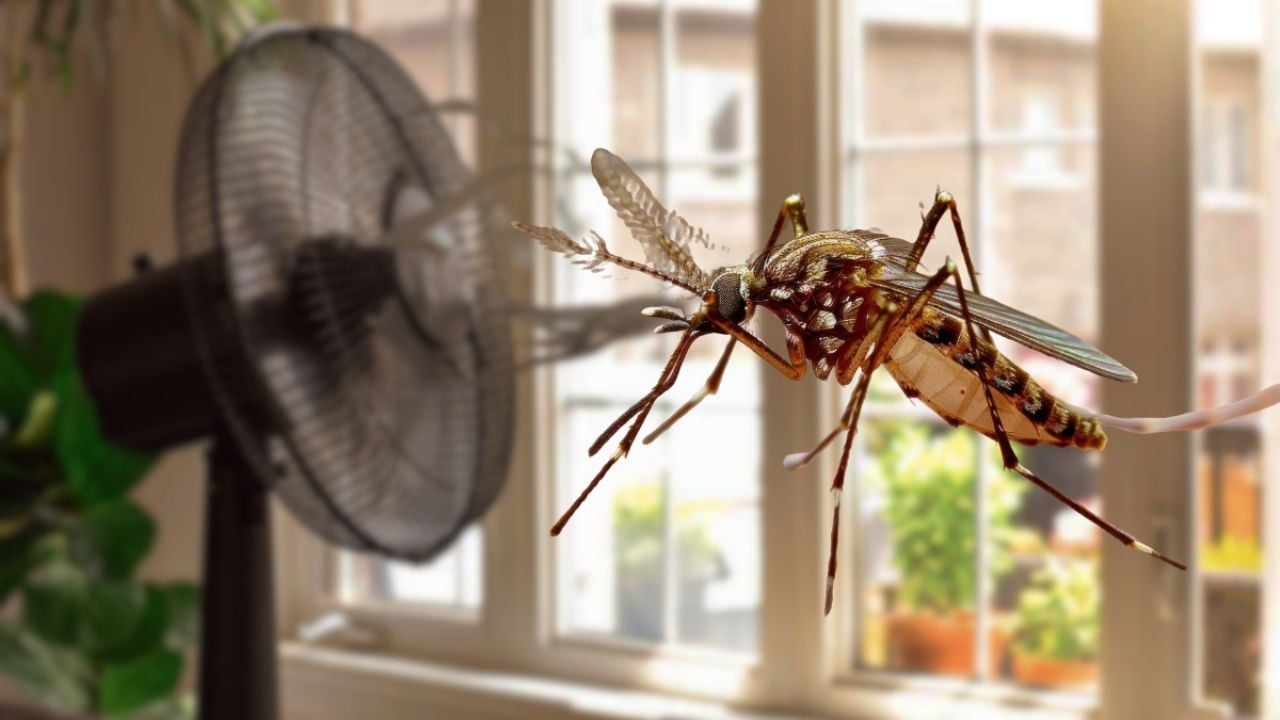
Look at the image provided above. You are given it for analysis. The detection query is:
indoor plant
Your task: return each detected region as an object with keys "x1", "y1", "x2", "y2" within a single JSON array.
[
  {"x1": 0, "y1": 290, "x2": 197, "y2": 718},
  {"x1": 1010, "y1": 557, "x2": 1099, "y2": 688},
  {"x1": 869, "y1": 421, "x2": 1028, "y2": 676}
]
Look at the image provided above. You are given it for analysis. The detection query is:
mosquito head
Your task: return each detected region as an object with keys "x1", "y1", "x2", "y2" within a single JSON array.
[{"x1": 707, "y1": 267, "x2": 751, "y2": 324}]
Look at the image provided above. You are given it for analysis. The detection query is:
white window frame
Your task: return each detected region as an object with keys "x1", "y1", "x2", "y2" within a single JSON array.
[{"x1": 274, "y1": 2, "x2": 1208, "y2": 719}]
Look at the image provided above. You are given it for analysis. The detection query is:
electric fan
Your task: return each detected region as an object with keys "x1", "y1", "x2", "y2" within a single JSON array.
[{"x1": 73, "y1": 25, "x2": 513, "y2": 720}]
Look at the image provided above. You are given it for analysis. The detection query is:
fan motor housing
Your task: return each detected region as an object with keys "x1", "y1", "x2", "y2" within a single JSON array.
[{"x1": 77, "y1": 257, "x2": 256, "y2": 453}]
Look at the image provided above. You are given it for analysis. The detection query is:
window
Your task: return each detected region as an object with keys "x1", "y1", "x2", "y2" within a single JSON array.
[
  {"x1": 335, "y1": 0, "x2": 484, "y2": 614},
  {"x1": 549, "y1": 0, "x2": 762, "y2": 655},
  {"x1": 276, "y1": 2, "x2": 1250, "y2": 717},
  {"x1": 840, "y1": 0, "x2": 1102, "y2": 695}
]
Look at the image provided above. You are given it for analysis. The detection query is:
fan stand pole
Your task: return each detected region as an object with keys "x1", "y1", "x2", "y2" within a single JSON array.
[{"x1": 199, "y1": 435, "x2": 278, "y2": 720}]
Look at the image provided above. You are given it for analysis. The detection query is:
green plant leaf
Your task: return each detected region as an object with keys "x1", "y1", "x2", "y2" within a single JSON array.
[
  {"x1": 0, "y1": 622, "x2": 93, "y2": 712},
  {"x1": 52, "y1": 368, "x2": 154, "y2": 507},
  {"x1": 0, "y1": 324, "x2": 36, "y2": 424},
  {"x1": 20, "y1": 293, "x2": 82, "y2": 383},
  {"x1": 22, "y1": 563, "x2": 85, "y2": 647},
  {"x1": 13, "y1": 390, "x2": 57, "y2": 449},
  {"x1": 91, "y1": 583, "x2": 170, "y2": 665},
  {"x1": 0, "y1": 528, "x2": 60, "y2": 604},
  {"x1": 83, "y1": 580, "x2": 148, "y2": 656},
  {"x1": 74, "y1": 499, "x2": 157, "y2": 580},
  {"x1": 99, "y1": 648, "x2": 183, "y2": 716}
]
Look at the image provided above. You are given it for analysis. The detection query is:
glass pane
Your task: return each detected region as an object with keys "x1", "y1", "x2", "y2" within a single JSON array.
[
  {"x1": 557, "y1": 403, "x2": 672, "y2": 641},
  {"x1": 985, "y1": 144, "x2": 1101, "y2": 690},
  {"x1": 553, "y1": 0, "x2": 761, "y2": 655},
  {"x1": 356, "y1": 0, "x2": 476, "y2": 163},
  {"x1": 674, "y1": 4, "x2": 756, "y2": 163},
  {"x1": 1194, "y1": 0, "x2": 1266, "y2": 714},
  {"x1": 859, "y1": 23, "x2": 973, "y2": 140},
  {"x1": 343, "y1": 0, "x2": 482, "y2": 612},
  {"x1": 986, "y1": 145, "x2": 1099, "y2": 407},
  {"x1": 669, "y1": 375, "x2": 760, "y2": 651},
  {"x1": 612, "y1": 4, "x2": 661, "y2": 159},
  {"x1": 853, "y1": 149, "x2": 972, "y2": 274},
  {"x1": 343, "y1": 527, "x2": 483, "y2": 609},
  {"x1": 987, "y1": 32, "x2": 1097, "y2": 135},
  {"x1": 855, "y1": 419, "x2": 989, "y2": 676}
]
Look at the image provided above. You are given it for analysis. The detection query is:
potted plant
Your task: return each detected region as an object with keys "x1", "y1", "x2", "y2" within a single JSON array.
[
  {"x1": 1011, "y1": 557, "x2": 1099, "y2": 688},
  {"x1": 0, "y1": 291, "x2": 198, "y2": 719},
  {"x1": 869, "y1": 422, "x2": 1029, "y2": 676}
]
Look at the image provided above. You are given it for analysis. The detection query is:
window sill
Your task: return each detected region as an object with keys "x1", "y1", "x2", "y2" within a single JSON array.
[{"x1": 279, "y1": 643, "x2": 808, "y2": 720}]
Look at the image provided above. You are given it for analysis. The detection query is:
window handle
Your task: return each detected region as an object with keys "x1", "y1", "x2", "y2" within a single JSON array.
[{"x1": 1152, "y1": 514, "x2": 1180, "y2": 624}]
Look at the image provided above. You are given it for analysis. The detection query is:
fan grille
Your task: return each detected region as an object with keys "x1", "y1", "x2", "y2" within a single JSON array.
[{"x1": 174, "y1": 27, "x2": 514, "y2": 561}]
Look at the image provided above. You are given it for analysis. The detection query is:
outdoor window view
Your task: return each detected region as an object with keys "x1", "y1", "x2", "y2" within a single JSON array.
[
  {"x1": 324, "y1": 2, "x2": 1275, "y2": 714},
  {"x1": 841, "y1": 0, "x2": 1104, "y2": 690},
  {"x1": 550, "y1": 0, "x2": 762, "y2": 654}
]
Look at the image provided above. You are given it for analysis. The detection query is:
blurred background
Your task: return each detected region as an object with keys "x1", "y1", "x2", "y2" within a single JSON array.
[{"x1": 0, "y1": 0, "x2": 1276, "y2": 719}]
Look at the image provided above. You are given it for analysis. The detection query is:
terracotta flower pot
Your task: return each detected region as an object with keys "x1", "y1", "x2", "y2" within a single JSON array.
[
  {"x1": 885, "y1": 610, "x2": 1007, "y2": 677},
  {"x1": 1012, "y1": 648, "x2": 1098, "y2": 688}
]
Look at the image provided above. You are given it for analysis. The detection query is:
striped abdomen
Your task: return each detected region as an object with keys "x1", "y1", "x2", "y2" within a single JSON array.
[{"x1": 885, "y1": 308, "x2": 1106, "y2": 450}]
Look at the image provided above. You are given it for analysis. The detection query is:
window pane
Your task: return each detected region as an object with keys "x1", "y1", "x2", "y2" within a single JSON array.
[
  {"x1": 858, "y1": 23, "x2": 973, "y2": 140},
  {"x1": 987, "y1": 34, "x2": 1096, "y2": 135},
  {"x1": 986, "y1": 144, "x2": 1099, "y2": 392},
  {"x1": 340, "y1": 0, "x2": 482, "y2": 613},
  {"x1": 612, "y1": 4, "x2": 661, "y2": 159},
  {"x1": 342, "y1": 527, "x2": 483, "y2": 609},
  {"x1": 553, "y1": 0, "x2": 760, "y2": 655},
  {"x1": 853, "y1": 149, "x2": 972, "y2": 273},
  {"x1": 845, "y1": 0, "x2": 1102, "y2": 693},
  {"x1": 1195, "y1": 1, "x2": 1266, "y2": 712},
  {"x1": 986, "y1": 146, "x2": 1101, "y2": 690},
  {"x1": 855, "y1": 419, "x2": 986, "y2": 676}
]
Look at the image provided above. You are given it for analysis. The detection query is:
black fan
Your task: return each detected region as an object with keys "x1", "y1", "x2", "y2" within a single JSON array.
[{"x1": 74, "y1": 26, "x2": 513, "y2": 720}]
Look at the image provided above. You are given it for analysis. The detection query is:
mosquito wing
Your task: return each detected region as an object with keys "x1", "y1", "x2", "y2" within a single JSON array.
[
  {"x1": 590, "y1": 148, "x2": 711, "y2": 290},
  {"x1": 871, "y1": 266, "x2": 1138, "y2": 383}
]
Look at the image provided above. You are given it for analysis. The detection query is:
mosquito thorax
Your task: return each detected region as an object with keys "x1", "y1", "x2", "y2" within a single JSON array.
[{"x1": 708, "y1": 267, "x2": 751, "y2": 323}]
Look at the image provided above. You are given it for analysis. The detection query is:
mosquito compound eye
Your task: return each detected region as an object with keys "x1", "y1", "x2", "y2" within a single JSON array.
[{"x1": 712, "y1": 272, "x2": 747, "y2": 323}]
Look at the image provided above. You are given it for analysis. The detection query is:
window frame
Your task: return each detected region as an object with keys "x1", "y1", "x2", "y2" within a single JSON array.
[{"x1": 275, "y1": 1, "x2": 1205, "y2": 718}]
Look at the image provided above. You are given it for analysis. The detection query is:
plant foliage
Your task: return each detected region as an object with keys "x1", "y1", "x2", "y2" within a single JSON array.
[
  {"x1": 1012, "y1": 557, "x2": 1100, "y2": 661},
  {"x1": 868, "y1": 421, "x2": 1028, "y2": 614},
  {"x1": 0, "y1": 292, "x2": 197, "y2": 718}
]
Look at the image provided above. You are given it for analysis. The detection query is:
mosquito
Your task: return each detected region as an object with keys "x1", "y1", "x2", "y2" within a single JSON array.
[{"x1": 514, "y1": 148, "x2": 1280, "y2": 615}]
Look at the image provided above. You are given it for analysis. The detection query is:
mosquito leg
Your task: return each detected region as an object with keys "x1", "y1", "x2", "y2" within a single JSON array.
[
  {"x1": 946, "y1": 265, "x2": 1186, "y2": 570},
  {"x1": 556, "y1": 330, "x2": 699, "y2": 534},
  {"x1": 753, "y1": 194, "x2": 809, "y2": 273},
  {"x1": 706, "y1": 314, "x2": 805, "y2": 380},
  {"x1": 642, "y1": 338, "x2": 738, "y2": 445},
  {"x1": 907, "y1": 190, "x2": 992, "y2": 344},
  {"x1": 820, "y1": 263, "x2": 960, "y2": 614},
  {"x1": 588, "y1": 331, "x2": 703, "y2": 455}
]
